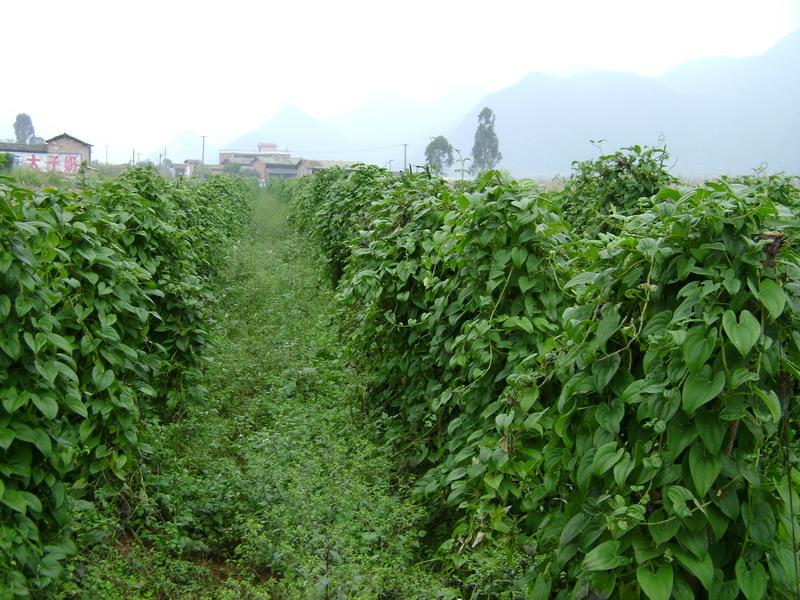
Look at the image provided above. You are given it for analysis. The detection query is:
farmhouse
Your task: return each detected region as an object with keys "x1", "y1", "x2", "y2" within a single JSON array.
[
  {"x1": 217, "y1": 143, "x2": 353, "y2": 183},
  {"x1": 0, "y1": 133, "x2": 92, "y2": 174},
  {"x1": 46, "y1": 134, "x2": 92, "y2": 163}
]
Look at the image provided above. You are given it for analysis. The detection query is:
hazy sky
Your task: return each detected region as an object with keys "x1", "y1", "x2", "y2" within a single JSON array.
[{"x1": 2, "y1": 0, "x2": 799, "y2": 162}]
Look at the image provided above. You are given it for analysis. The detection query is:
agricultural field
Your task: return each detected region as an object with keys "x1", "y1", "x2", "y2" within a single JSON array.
[
  {"x1": 2, "y1": 149, "x2": 800, "y2": 599},
  {"x1": 275, "y1": 147, "x2": 800, "y2": 599}
]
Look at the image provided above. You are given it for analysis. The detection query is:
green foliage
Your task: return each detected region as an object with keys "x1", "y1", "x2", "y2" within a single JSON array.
[
  {"x1": 425, "y1": 136, "x2": 456, "y2": 174},
  {"x1": 281, "y1": 165, "x2": 391, "y2": 283},
  {"x1": 55, "y1": 191, "x2": 454, "y2": 599},
  {"x1": 8, "y1": 166, "x2": 65, "y2": 190},
  {"x1": 725, "y1": 171, "x2": 800, "y2": 206},
  {"x1": 560, "y1": 144, "x2": 677, "y2": 235},
  {"x1": 280, "y1": 163, "x2": 800, "y2": 598},
  {"x1": 0, "y1": 154, "x2": 13, "y2": 172},
  {"x1": 13, "y1": 114, "x2": 35, "y2": 145},
  {"x1": 471, "y1": 107, "x2": 502, "y2": 174},
  {"x1": 0, "y1": 169, "x2": 251, "y2": 596}
]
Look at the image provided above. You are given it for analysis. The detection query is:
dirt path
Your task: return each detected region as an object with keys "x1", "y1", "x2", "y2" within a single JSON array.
[{"x1": 60, "y1": 192, "x2": 452, "y2": 599}]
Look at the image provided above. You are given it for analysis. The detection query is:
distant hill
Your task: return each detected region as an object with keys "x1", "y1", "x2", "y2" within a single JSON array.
[
  {"x1": 228, "y1": 92, "x2": 486, "y2": 168},
  {"x1": 159, "y1": 31, "x2": 800, "y2": 176},
  {"x1": 323, "y1": 87, "x2": 487, "y2": 166},
  {"x1": 230, "y1": 105, "x2": 355, "y2": 161},
  {"x1": 449, "y1": 29, "x2": 800, "y2": 177}
]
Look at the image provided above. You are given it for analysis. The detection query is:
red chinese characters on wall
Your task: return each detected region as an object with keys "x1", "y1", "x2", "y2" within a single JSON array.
[
  {"x1": 63, "y1": 155, "x2": 79, "y2": 174},
  {"x1": 11, "y1": 152, "x2": 82, "y2": 174}
]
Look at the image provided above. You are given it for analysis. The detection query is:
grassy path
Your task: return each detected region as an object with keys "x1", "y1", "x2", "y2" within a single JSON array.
[{"x1": 59, "y1": 192, "x2": 452, "y2": 599}]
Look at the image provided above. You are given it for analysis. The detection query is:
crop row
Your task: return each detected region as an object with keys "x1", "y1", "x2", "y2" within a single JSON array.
[
  {"x1": 0, "y1": 169, "x2": 252, "y2": 596},
  {"x1": 277, "y1": 151, "x2": 800, "y2": 599}
]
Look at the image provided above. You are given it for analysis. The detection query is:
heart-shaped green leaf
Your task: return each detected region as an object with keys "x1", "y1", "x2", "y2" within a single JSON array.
[
  {"x1": 592, "y1": 353, "x2": 621, "y2": 392},
  {"x1": 15, "y1": 294, "x2": 33, "y2": 317},
  {"x1": 519, "y1": 388, "x2": 539, "y2": 412},
  {"x1": 682, "y1": 369, "x2": 725, "y2": 414},
  {"x1": 511, "y1": 247, "x2": 528, "y2": 268},
  {"x1": 596, "y1": 399, "x2": 625, "y2": 434},
  {"x1": 758, "y1": 279, "x2": 785, "y2": 320},
  {"x1": 582, "y1": 540, "x2": 626, "y2": 571},
  {"x1": 484, "y1": 472, "x2": 503, "y2": 490},
  {"x1": 666, "y1": 486, "x2": 696, "y2": 518},
  {"x1": 31, "y1": 394, "x2": 58, "y2": 420},
  {"x1": 648, "y1": 510, "x2": 680, "y2": 545},
  {"x1": 637, "y1": 564, "x2": 673, "y2": 600},
  {"x1": 683, "y1": 326, "x2": 716, "y2": 373},
  {"x1": 695, "y1": 410, "x2": 727, "y2": 454},
  {"x1": 754, "y1": 387, "x2": 782, "y2": 422},
  {"x1": 613, "y1": 452, "x2": 634, "y2": 486},
  {"x1": 63, "y1": 390, "x2": 88, "y2": 418},
  {"x1": 445, "y1": 468, "x2": 466, "y2": 484},
  {"x1": 92, "y1": 365, "x2": 115, "y2": 392},
  {"x1": 711, "y1": 580, "x2": 741, "y2": 600},
  {"x1": 0, "y1": 333, "x2": 20, "y2": 360},
  {"x1": 673, "y1": 546, "x2": 713, "y2": 590},
  {"x1": 0, "y1": 428, "x2": 15, "y2": 450},
  {"x1": 1, "y1": 489, "x2": 28, "y2": 514},
  {"x1": 35, "y1": 360, "x2": 59, "y2": 387},
  {"x1": 592, "y1": 441, "x2": 623, "y2": 476},
  {"x1": 735, "y1": 558, "x2": 767, "y2": 600},
  {"x1": 518, "y1": 275, "x2": 536, "y2": 293},
  {"x1": 595, "y1": 303, "x2": 621, "y2": 349},
  {"x1": 722, "y1": 309, "x2": 761, "y2": 357},
  {"x1": 689, "y1": 442, "x2": 721, "y2": 496}
]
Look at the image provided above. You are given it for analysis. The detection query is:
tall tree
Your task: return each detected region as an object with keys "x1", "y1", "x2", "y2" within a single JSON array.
[
  {"x1": 424, "y1": 135, "x2": 455, "y2": 174},
  {"x1": 13, "y1": 114, "x2": 35, "y2": 145},
  {"x1": 471, "y1": 107, "x2": 502, "y2": 174}
]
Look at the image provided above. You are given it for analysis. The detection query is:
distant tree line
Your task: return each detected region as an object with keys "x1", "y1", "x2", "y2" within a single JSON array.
[
  {"x1": 1, "y1": 113, "x2": 45, "y2": 170},
  {"x1": 424, "y1": 106, "x2": 501, "y2": 176},
  {"x1": 13, "y1": 113, "x2": 44, "y2": 145}
]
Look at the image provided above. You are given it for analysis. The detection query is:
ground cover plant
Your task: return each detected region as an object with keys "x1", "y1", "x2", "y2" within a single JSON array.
[
  {"x1": 277, "y1": 153, "x2": 800, "y2": 599},
  {"x1": 5, "y1": 153, "x2": 800, "y2": 599},
  {"x1": 0, "y1": 169, "x2": 251, "y2": 597},
  {"x1": 53, "y1": 189, "x2": 455, "y2": 600}
]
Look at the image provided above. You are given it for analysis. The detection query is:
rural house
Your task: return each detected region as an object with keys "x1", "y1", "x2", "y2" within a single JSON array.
[
  {"x1": 46, "y1": 134, "x2": 92, "y2": 163},
  {"x1": 0, "y1": 132, "x2": 92, "y2": 173},
  {"x1": 218, "y1": 143, "x2": 353, "y2": 183}
]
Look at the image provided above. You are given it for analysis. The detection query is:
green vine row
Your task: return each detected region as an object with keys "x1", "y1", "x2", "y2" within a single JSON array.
[
  {"x1": 0, "y1": 169, "x2": 252, "y2": 596},
  {"x1": 277, "y1": 151, "x2": 800, "y2": 599}
]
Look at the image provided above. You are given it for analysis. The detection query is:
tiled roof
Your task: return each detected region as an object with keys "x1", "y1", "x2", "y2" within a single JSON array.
[
  {"x1": 223, "y1": 156, "x2": 256, "y2": 165},
  {"x1": 46, "y1": 133, "x2": 93, "y2": 147},
  {"x1": 0, "y1": 142, "x2": 48, "y2": 152}
]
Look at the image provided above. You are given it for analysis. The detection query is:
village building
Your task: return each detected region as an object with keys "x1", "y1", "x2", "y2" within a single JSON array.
[
  {"x1": 217, "y1": 143, "x2": 353, "y2": 184},
  {"x1": 172, "y1": 159, "x2": 225, "y2": 178},
  {"x1": 46, "y1": 134, "x2": 92, "y2": 163},
  {"x1": 0, "y1": 133, "x2": 92, "y2": 174}
]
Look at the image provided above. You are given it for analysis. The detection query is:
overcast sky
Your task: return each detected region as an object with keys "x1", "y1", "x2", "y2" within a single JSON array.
[{"x1": 2, "y1": 0, "x2": 799, "y2": 162}]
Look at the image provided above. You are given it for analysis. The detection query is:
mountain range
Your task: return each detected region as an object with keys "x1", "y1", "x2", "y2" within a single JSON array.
[
  {"x1": 154, "y1": 30, "x2": 800, "y2": 177},
  {"x1": 447, "y1": 29, "x2": 800, "y2": 176}
]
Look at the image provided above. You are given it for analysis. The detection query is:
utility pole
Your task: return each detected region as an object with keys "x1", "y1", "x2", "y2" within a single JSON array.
[
  {"x1": 200, "y1": 135, "x2": 209, "y2": 164},
  {"x1": 105, "y1": 145, "x2": 108, "y2": 164},
  {"x1": 402, "y1": 144, "x2": 408, "y2": 171}
]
